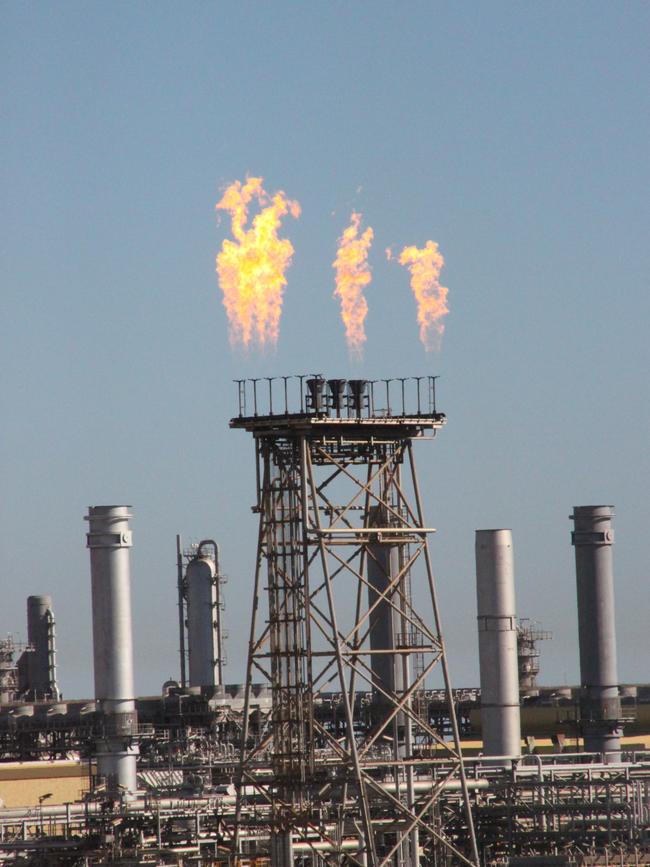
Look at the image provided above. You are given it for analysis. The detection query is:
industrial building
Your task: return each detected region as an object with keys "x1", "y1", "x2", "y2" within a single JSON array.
[{"x1": 1, "y1": 376, "x2": 649, "y2": 866}]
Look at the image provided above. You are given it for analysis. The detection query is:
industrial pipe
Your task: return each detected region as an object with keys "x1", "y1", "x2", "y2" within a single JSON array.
[
  {"x1": 475, "y1": 529, "x2": 521, "y2": 760},
  {"x1": 571, "y1": 505, "x2": 622, "y2": 760},
  {"x1": 85, "y1": 505, "x2": 139, "y2": 796}
]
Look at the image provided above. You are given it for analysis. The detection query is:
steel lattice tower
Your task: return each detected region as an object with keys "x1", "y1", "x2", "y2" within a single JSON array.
[{"x1": 231, "y1": 376, "x2": 478, "y2": 867}]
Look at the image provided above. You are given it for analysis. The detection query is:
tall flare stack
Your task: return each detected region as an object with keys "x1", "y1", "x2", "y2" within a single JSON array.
[
  {"x1": 85, "y1": 505, "x2": 139, "y2": 796},
  {"x1": 475, "y1": 529, "x2": 521, "y2": 760},
  {"x1": 571, "y1": 505, "x2": 622, "y2": 760},
  {"x1": 230, "y1": 373, "x2": 478, "y2": 867}
]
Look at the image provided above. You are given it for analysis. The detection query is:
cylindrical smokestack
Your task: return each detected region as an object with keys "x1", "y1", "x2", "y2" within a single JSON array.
[
  {"x1": 366, "y1": 506, "x2": 402, "y2": 703},
  {"x1": 187, "y1": 554, "x2": 221, "y2": 688},
  {"x1": 571, "y1": 505, "x2": 621, "y2": 760},
  {"x1": 26, "y1": 596, "x2": 59, "y2": 700},
  {"x1": 475, "y1": 529, "x2": 521, "y2": 760},
  {"x1": 85, "y1": 505, "x2": 138, "y2": 796}
]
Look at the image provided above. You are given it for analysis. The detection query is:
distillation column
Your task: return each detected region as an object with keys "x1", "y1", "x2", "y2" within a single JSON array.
[
  {"x1": 475, "y1": 529, "x2": 521, "y2": 759},
  {"x1": 86, "y1": 505, "x2": 139, "y2": 796},
  {"x1": 25, "y1": 595, "x2": 59, "y2": 700},
  {"x1": 571, "y1": 505, "x2": 622, "y2": 760},
  {"x1": 186, "y1": 541, "x2": 222, "y2": 689}
]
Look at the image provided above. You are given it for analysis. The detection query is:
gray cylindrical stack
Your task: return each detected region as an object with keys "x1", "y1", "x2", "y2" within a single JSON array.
[
  {"x1": 571, "y1": 505, "x2": 622, "y2": 760},
  {"x1": 475, "y1": 529, "x2": 521, "y2": 760},
  {"x1": 187, "y1": 555, "x2": 221, "y2": 688},
  {"x1": 86, "y1": 505, "x2": 139, "y2": 797},
  {"x1": 367, "y1": 507, "x2": 401, "y2": 701},
  {"x1": 26, "y1": 595, "x2": 58, "y2": 700}
]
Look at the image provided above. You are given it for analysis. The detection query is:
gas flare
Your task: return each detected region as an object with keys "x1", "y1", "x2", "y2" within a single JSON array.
[
  {"x1": 332, "y1": 212, "x2": 373, "y2": 359},
  {"x1": 216, "y1": 177, "x2": 300, "y2": 349},
  {"x1": 394, "y1": 241, "x2": 449, "y2": 351}
]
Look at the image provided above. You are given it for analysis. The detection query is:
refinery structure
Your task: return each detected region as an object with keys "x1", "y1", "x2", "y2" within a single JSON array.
[{"x1": 1, "y1": 376, "x2": 649, "y2": 866}]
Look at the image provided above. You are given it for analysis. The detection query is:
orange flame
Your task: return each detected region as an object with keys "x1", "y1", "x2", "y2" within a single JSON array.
[
  {"x1": 216, "y1": 177, "x2": 300, "y2": 349},
  {"x1": 394, "y1": 241, "x2": 449, "y2": 351},
  {"x1": 332, "y1": 212, "x2": 374, "y2": 359}
]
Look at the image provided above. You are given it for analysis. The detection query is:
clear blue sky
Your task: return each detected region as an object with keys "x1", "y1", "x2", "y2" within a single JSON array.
[{"x1": 2, "y1": 2, "x2": 648, "y2": 698}]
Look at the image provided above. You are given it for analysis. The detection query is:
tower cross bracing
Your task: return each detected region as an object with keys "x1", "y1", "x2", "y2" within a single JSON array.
[{"x1": 231, "y1": 376, "x2": 478, "y2": 867}]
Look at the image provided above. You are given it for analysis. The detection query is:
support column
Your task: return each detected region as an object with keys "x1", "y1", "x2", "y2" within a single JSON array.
[{"x1": 270, "y1": 830, "x2": 294, "y2": 867}]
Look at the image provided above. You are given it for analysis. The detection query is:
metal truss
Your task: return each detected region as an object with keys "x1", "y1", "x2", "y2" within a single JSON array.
[
  {"x1": 231, "y1": 388, "x2": 479, "y2": 867},
  {"x1": 470, "y1": 762, "x2": 650, "y2": 862}
]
